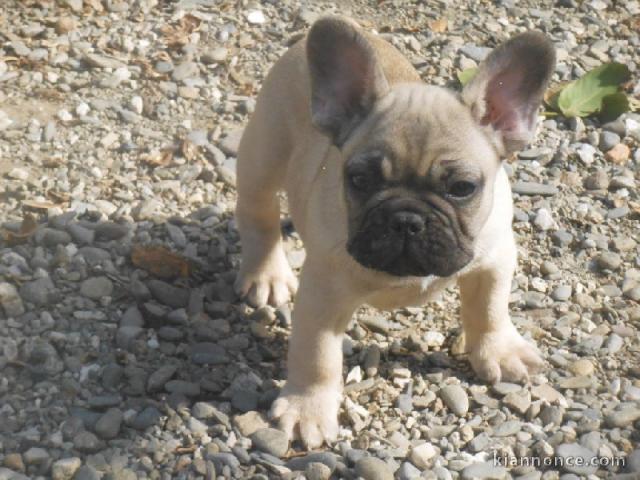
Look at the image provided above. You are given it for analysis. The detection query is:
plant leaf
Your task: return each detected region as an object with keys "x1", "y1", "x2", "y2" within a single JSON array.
[
  {"x1": 131, "y1": 244, "x2": 192, "y2": 279},
  {"x1": 557, "y1": 62, "x2": 631, "y2": 118},
  {"x1": 599, "y1": 93, "x2": 630, "y2": 122},
  {"x1": 457, "y1": 67, "x2": 477, "y2": 87}
]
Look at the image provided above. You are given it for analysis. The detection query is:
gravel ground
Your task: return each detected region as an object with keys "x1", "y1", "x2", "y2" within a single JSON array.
[{"x1": 1, "y1": 1, "x2": 639, "y2": 479}]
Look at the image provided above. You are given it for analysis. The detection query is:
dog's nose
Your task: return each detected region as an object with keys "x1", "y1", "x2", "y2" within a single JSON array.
[{"x1": 390, "y1": 211, "x2": 425, "y2": 236}]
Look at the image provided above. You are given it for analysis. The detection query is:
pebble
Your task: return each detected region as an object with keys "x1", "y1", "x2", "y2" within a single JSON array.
[
  {"x1": 0, "y1": 282, "x2": 25, "y2": 317},
  {"x1": 605, "y1": 143, "x2": 630, "y2": 164},
  {"x1": 23, "y1": 447, "x2": 49, "y2": 465},
  {"x1": 604, "y1": 407, "x2": 640, "y2": 428},
  {"x1": 94, "y1": 408, "x2": 123, "y2": 439},
  {"x1": 439, "y1": 385, "x2": 469, "y2": 416},
  {"x1": 555, "y1": 444, "x2": 597, "y2": 475},
  {"x1": 51, "y1": 457, "x2": 82, "y2": 480},
  {"x1": 251, "y1": 428, "x2": 289, "y2": 457},
  {"x1": 512, "y1": 181, "x2": 558, "y2": 196},
  {"x1": 461, "y1": 462, "x2": 507, "y2": 480},
  {"x1": 287, "y1": 460, "x2": 323, "y2": 480},
  {"x1": 533, "y1": 208, "x2": 556, "y2": 230},
  {"x1": 409, "y1": 442, "x2": 438, "y2": 469},
  {"x1": 80, "y1": 276, "x2": 113, "y2": 299},
  {"x1": 355, "y1": 457, "x2": 394, "y2": 480},
  {"x1": 597, "y1": 252, "x2": 622, "y2": 271}
]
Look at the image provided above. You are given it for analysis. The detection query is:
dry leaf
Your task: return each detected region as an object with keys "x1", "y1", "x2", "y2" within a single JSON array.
[
  {"x1": 1, "y1": 214, "x2": 38, "y2": 246},
  {"x1": 131, "y1": 245, "x2": 192, "y2": 279},
  {"x1": 180, "y1": 138, "x2": 198, "y2": 162},
  {"x1": 140, "y1": 148, "x2": 174, "y2": 167},
  {"x1": 22, "y1": 200, "x2": 58, "y2": 211},
  {"x1": 161, "y1": 14, "x2": 202, "y2": 50},
  {"x1": 42, "y1": 156, "x2": 65, "y2": 168},
  {"x1": 429, "y1": 18, "x2": 448, "y2": 33},
  {"x1": 46, "y1": 190, "x2": 71, "y2": 203}
]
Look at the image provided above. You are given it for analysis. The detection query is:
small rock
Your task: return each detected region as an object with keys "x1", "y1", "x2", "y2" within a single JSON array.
[
  {"x1": 597, "y1": 252, "x2": 622, "y2": 271},
  {"x1": 569, "y1": 359, "x2": 594, "y2": 376},
  {"x1": 80, "y1": 276, "x2": 113, "y2": 299},
  {"x1": 251, "y1": 428, "x2": 289, "y2": 457},
  {"x1": 461, "y1": 462, "x2": 507, "y2": 480},
  {"x1": 551, "y1": 285, "x2": 572, "y2": 301},
  {"x1": 23, "y1": 447, "x2": 49, "y2": 465},
  {"x1": 409, "y1": 442, "x2": 438, "y2": 469},
  {"x1": 604, "y1": 407, "x2": 640, "y2": 428},
  {"x1": 94, "y1": 408, "x2": 123, "y2": 439},
  {"x1": 0, "y1": 282, "x2": 25, "y2": 317},
  {"x1": 355, "y1": 457, "x2": 394, "y2": 480},
  {"x1": 533, "y1": 208, "x2": 556, "y2": 231},
  {"x1": 305, "y1": 462, "x2": 332, "y2": 480},
  {"x1": 234, "y1": 411, "x2": 269, "y2": 436},
  {"x1": 439, "y1": 385, "x2": 469, "y2": 416},
  {"x1": 51, "y1": 457, "x2": 81, "y2": 480},
  {"x1": 247, "y1": 10, "x2": 266, "y2": 24},
  {"x1": 605, "y1": 143, "x2": 630, "y2": 164},
  {"x1": 512, "y1": 181, "x2": 558, "y2": 196},
  {"x1": 555, "y1": 444, "x2": 597, "y2": 475}
]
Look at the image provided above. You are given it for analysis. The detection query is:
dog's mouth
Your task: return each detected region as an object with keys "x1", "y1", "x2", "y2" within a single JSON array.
[{"x1": 346, "y1": 206, "x2": 474, "y2": 277}]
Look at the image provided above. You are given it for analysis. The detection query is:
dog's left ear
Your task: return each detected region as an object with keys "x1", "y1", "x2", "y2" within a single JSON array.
[{"x1": 461, "y1": 31, "x2": 556, "y2": 156}]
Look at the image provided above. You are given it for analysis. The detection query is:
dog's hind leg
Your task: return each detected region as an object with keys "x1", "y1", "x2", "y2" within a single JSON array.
[{"x1": 233, "y1": 91, "x2": 298, "y2": 308}]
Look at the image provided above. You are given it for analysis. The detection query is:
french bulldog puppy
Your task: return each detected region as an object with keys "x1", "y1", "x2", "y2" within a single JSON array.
[{"x1": 234, "y1": 16, "x2": 555, "y2": 448}]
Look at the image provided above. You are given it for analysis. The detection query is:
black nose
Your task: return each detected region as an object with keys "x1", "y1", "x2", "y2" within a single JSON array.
[{"x1": 390, "y1": 211, "x2": 425, "y2": 236}]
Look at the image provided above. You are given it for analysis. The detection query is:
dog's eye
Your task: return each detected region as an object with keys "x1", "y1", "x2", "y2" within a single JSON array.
[
  {"x1": 447, "y1": 180, "x2": 477, "y2": 199},
  {"x1": 349, "y1": 172, "x2": 370, "y2": 191}
]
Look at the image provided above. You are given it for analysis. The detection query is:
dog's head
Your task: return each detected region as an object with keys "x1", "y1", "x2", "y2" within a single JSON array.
[{"x1": 306, "y1": 17, "x2": 555, "y2": 277}]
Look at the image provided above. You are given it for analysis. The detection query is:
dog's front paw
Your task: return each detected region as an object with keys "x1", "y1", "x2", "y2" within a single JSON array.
[
  {"x1": 270, "y1": 384, "x2": 341, "y2": 449},
  {"x1": 235, "y1": 253, "x2": 298, "y2": 307},
  {"x1": 467, "y1": 326, "x2": 544, "y2": 384}
]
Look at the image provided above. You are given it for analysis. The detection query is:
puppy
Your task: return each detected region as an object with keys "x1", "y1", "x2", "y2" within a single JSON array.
[{"x1": 234, "y1": 16, "x2": 555, "y2": 448}]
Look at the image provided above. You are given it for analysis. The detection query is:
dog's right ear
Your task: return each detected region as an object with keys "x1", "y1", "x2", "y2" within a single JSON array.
[{"x1": 307, "y1": 16, "x2": 389, "y2": 147}]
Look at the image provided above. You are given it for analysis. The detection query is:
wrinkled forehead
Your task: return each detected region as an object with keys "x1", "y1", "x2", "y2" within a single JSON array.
[{"x1": 344, "y1": 84, "x2": 498, "y2": 178}]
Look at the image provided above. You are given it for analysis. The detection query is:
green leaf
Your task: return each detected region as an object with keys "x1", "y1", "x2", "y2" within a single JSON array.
[
  {"x1": 457, "y1": 67, "x2": 477, "y2": 87},
  {"x1": 599, "y1": 93, "x2": 630, "y2": 122},
  {"x1": 557, "y1": 62, "x2": 631, "y2": 118}
]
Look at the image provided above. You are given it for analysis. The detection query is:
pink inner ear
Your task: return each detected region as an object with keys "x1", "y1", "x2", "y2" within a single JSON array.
[{"x1": 480, "y1": 70, "x2": 527, "y2": 133}]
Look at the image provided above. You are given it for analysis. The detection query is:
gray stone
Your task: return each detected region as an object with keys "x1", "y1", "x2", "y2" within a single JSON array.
[
  {"x1": 512, "y1": 181, "x2": 558, "y2": 196},
  {"x1": 19, "y1": 277, "x2": 57, "y2": 306},
  {"x1": 131, "y1": 406, "x2": 162, "y2": 430},
  {"x1": 551, "y1": 285, "x2": 572, "y2": 302},
  {"x1": 148, "y1": 279, "x2": 189, "y2": 308},
  {"x1": 305, "y1": 462, "x2": 332, "y2": 480},
  {"x1": 72, "y1": 431, "x2": 103, "y2": 453},
  {"x1": 355, "y1": 457, "x2": 394, "y2": 480},
  {"x1": 80, "y1": 276, "x2": 114, "y2": 299},
  {"x1": 469, "y1": 433, "x2": 490, "y2": 453},
  {"x1": 555, "y1": 443, "x2": 597, "y2": 475},
  {"x1": 398, "y1": 461, "x2": 421, "y2": 480},
  {"x1": 147, "y1": 365, "x2": 177, "y2": 392},
  {"x1": 439, "y1": 385, "x2": 469, "y2": 416},
  {"x1": 23, "y1": 447, "x2": 49, "y2": 465},
  {"x1": 597, "y1": 252, "x2": 622, "y2": 271},
  {"x1": 219, "y1": 128, "x2": 244, "y2": 156},
  {"x1": 172, "y1": 61, "x2": 199, "y2": 81},
  {"x1": 600, "y1": 131, "x2": 621, "y2": 151},
  {"x1": 190, "y1": 342, "x2": 229, "y2": 365},
  {"x1": 287, "y1": 452, "x2": 338, "y2": 472},
  {"x1": 251, "y1": 428, "x2": 289, "y2": 457},
  {"x1": 460, "y1": 44, "x2": 492, "y2": 62},
  {"x1": 165, "y1": 380, "x2": 200, "y2": 396},
  {"x1": 73, "y1": 466, "x2": 100, "y2": 480},
  {"x1": 94, "y1": 408, "x2": 123, "y2": 439},
  {"x1": 492, "y1": 420, "x2": 521, "y2": 437},
  {"x1": 604, "y1": 407, "x2": 640, "y2": 428},
  {"x1": 461, "y1": 462, "x2": 508, "y2": 480}
]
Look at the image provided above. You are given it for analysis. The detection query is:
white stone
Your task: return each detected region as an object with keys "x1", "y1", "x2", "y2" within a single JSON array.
[
  {"x1": 57, "y1": 109, "x2": 73, "y2": 121},
  {"x1": 75, "y1": 102, "x2": 90, "y2": 116},
  {"x1": 533, "y1": 208, "x2": 557, "y2": 231},
  {"x1": 247, "y1": 10, "x2": 266, "y2": 24},
  {"x1": 130, "y1": 95, "x2": 144, "y2": 114}
]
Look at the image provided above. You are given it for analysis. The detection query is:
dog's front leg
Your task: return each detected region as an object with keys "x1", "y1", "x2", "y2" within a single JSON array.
[
  {"x1": 270, "y1": 258, "x2": 358, "y2": 449},
  {"x1": 458, "y1": 238, "x2": 544, "y2": 384}
]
